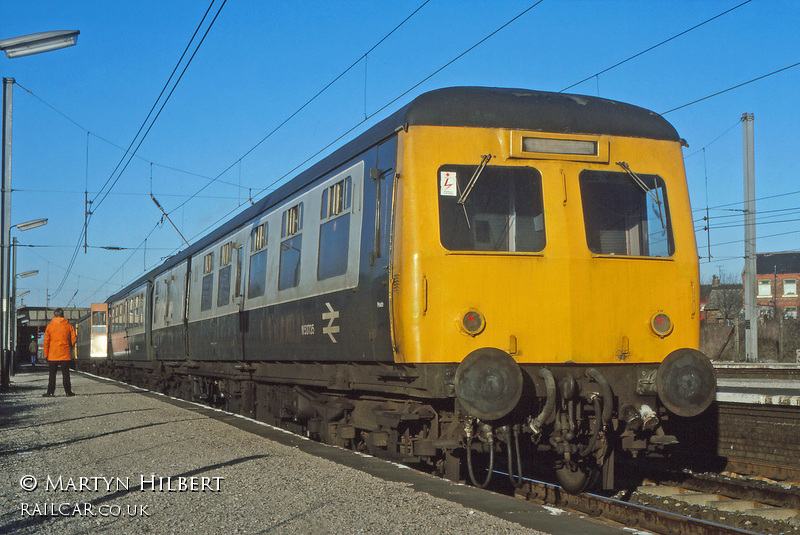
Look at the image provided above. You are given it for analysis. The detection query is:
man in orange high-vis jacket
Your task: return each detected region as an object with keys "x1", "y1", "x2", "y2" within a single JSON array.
[{"x1": 42, "y1": 308, "x2": 77, "y2": 397}]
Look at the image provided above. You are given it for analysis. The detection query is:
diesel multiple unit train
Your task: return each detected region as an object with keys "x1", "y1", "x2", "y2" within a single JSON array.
[{"x1": 77, "y1": 87, "x2": 716, "y2": 493}]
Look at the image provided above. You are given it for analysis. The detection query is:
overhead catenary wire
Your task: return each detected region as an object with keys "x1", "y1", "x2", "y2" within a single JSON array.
[
  {"x1": 33, "y1": 1, "x2": 797, "y2": 306},
  {"x1": 89, "y1": 0, "x2": 228, "y2": 215},
  {"x1": 162, "y1": 0, "x2": 794, "y2": 269},
  {"x1": 169, "y1": 1, "x2": 546, "y2": 253},
  {"x1": 10, "y1": 84, "x2": 241, "y2": 188},
  {"x1": 33, "y1": 0, "x2": 543, "y2": 305},
  {"x1": 560, "y1": 0, "x2": 753, "y2": 93},
  {"x1": 692, "y1": 188, "x2": 800, "y2": 213},
  {"x1": 15, "y1": 187, "x2": 241, "y2": 201},
  {"x1": 166, "y1": 0, "x2": 433, "y2": 216},
  {"x1": 51, "y1": 0, "x2": 227, "y2": 300},
  {"x1": 662, "y1": 60, "x2": 800, "y2": 115},
  {"x1": 683, "y1": 120, "x2": 741, "y2": 160},
  {"x1": 700, "y1": 216, "x2": 800, "y2": 232},
  {"x1": 701, "y1": 228, "x2": 800, "y2": 250},
  {"x1": 70, "y1": 0, "x2": 799, "y2": 304},
  {"x1": 194, "y1": 0, "x2": 545, "y2": 211},
  {"x1": 695, "y1": 206, "x2": 800, "y2": 225},
  {"x1": 48, "y1": 0, "x2": 431, "y2": 306}
]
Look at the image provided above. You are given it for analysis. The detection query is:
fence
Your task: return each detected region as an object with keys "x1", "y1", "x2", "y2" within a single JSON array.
[{"x1": 701, "y1": 318, "x2": 800, "y2": 362}]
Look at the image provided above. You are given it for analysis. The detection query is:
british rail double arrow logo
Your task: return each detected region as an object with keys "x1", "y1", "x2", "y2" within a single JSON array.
[{"x1": 322, "y1": 302, "x2": 340, "y2": 343}]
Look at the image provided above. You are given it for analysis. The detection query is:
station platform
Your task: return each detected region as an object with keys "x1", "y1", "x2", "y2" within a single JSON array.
[
  {"x1": 716, "y1": 378, "x2": 800, "y2": 406},
  {"x1": 0, "y1": 370, "x2": 628, "y2": 535}
]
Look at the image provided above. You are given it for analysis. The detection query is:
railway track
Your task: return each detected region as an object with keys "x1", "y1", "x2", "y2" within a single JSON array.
[
  {"x1": 474, "y1": 364, "x2": 800, "y2": 534},
  {"x1": 75, "y1": 364, "x2": 800, "y2": 534},
  {"x1": 514, "y1": 472, "x2": 799, "y2": 535},
  {"x1": 669, "y1": 402, "x2": 800, "y2": 483},
  {"x1": 77, "y1": 369, "x2": 800, "y2": 534},
  {"x1": 667, "y1": 364, "x2": 800, "y2": 485},
  {"x1": 714, "y1": 363, "x2": 800, "y2": 382}
]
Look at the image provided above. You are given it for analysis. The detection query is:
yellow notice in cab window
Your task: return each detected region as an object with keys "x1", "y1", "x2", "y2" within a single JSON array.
[{"x1": 440, "y1": 171, "x2": 457, "y2": 196}]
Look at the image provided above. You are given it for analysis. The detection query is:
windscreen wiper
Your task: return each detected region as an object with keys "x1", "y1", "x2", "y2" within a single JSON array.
[
  {"x1": 456, "y1": 154, "x2": 493, "y2": 228},
  {"x1": 458, "y1": 154, "x2": 493, "y2": 206},
  {"x1": 616, "y1": 161, "x2": 666, "y2": 230}
]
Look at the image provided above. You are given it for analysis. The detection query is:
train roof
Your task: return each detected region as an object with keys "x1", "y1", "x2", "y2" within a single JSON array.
[
  {"x1": 106, "y1": 87, "x2": 680, "y2": 303},
  {"x1": 404, "y1": 87, "x2": 680, "y2": 141}
]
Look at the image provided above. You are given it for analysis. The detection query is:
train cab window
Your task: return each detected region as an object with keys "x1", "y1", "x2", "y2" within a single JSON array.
[
  {"x1": 279, "y1": 203, "x2": 303, "y2": 290},
  {"x1": 438, "y1": 165, "x2": 545, "y2": 252},
  {"x1": 218, "y1": 242, "x2": 232, "y2": 307},
  {"x1": 580, "y1": 170, "x2": 673, "y2": 257},
  {"x1": 92, "y1": 310, "x2": 107, "y2": 334},
  {"x1": 248, "y1": 223, "x2": 268, "y2": 298},
  {"x1": 201, "y1": 252, "x2": 214, "y2": 311},
  {"x1": 318, "y1": 177, "x2": 352, "y2": 280}
]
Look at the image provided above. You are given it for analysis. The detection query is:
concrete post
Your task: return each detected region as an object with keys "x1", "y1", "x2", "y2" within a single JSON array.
[{"x1": 742, "y1": 113, "x2": 758, "y2": 362}]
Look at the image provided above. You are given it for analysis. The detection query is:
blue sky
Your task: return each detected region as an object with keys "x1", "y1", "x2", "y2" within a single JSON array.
[{"x1": 3, "y1": 0, "x2": 799, "y2": 308}]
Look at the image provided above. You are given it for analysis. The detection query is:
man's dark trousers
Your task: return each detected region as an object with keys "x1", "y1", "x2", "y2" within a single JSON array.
[{"x1": 46, "y1": 361, "x2": 72, "y2": 395}]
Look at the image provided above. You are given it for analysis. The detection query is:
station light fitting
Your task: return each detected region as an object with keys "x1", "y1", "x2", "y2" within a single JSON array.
[
  {"x1": 13, "y1": 218, "x2": 48, "y2": 231},
  {"x1": 0, "y1": 31, "x2": 79, "y2": 59}
]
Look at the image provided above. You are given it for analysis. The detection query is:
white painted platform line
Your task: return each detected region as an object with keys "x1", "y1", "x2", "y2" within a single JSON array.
[
  {"x1": 716, "y1": 378, "x2": 800, "y2": 390},
  {"x1": 715, "y1": 392, "x2": 800, "y2": 406}
]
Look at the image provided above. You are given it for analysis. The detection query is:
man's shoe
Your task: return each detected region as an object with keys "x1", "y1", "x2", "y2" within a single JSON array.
[
  {"x1": 41, "y1": 393, "x2": 54, "y2": 397},
  {"x1": 65, "y1": 392, "x2": 76, "y2": 397}
]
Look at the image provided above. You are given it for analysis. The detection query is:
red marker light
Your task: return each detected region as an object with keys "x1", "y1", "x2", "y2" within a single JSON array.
[
  {"x1": 461, "y1": 310, "x2": 485, "y2": 336},
  {"x1": 651, "y1": 313, "x2": 673, "y2": 337}
]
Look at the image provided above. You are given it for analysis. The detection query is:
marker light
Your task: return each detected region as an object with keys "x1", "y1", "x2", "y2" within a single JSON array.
[
  {"x1": 460, "y1": 309, "x2": 485, "y2": 336},
  {"x1": 650, "y1": 312, "x2": 673, "y2": 338}
]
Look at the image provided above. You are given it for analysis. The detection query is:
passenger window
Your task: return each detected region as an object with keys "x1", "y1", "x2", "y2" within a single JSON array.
[
  {"x1": 438, "y1": 166, "x2": 545, "y2": 252},
  {"x1": 218, "y1": 243, "x2": 232, "y2": 307},
  {"x1": 580, "y1": 170, "x2": 673, "y2": 257},
  {"x1": 235, "y1": 245, "x2": 243, "y2": 298},
  {"x1": 248, "y1": 223, "x2": 268, "y2": 298},
  {"x1": 279, "y1": 204, "x2": 303, "y2": 290},
  {"x1": 164, "y1": 279, "x2": 171, "y2": 319},
  {"x1": 128, "y1": 295, "x2": 143, "y2": 329},
  {"x1": 201, "y1": 252, "x2": 214, "y2": 311},
  {"x1": 318, "y1": 177, "x2": 352, "y2": 280}
]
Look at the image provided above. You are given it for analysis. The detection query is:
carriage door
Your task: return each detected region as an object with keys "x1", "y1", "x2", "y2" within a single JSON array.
[{"x1": 370, "y1": 137, "x2": 397, "y2": 352}]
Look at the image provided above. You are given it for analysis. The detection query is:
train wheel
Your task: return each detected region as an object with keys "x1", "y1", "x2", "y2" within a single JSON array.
[{"x1": 555, "y1": 461, "x2": 600, "y2": 494}]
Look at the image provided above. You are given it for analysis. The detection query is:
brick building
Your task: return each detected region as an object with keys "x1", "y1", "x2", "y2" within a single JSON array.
[
  {"x1": 701, "y1": 276, "x2": 742, "y2": 324},
  {"x1": 756, "y1": 251, "x2": 800, "y2": 319}
]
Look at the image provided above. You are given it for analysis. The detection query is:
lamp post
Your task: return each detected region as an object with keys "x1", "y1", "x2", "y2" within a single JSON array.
[
  {"x1": 1, "y1": 30, "x2": 77, "y2": 389},
  {"x1": 8, "y1": 221, "x2": 47, "y2": 343},
  {"x1": 7, "y1": 218, "x2": 46, "y2": 375},
  {"x1": 2, "y1": 219, "x2": 46, "y2": 382},
  {"x1": 10, "y1": 266, "x2": 38, "y2": 377}
]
